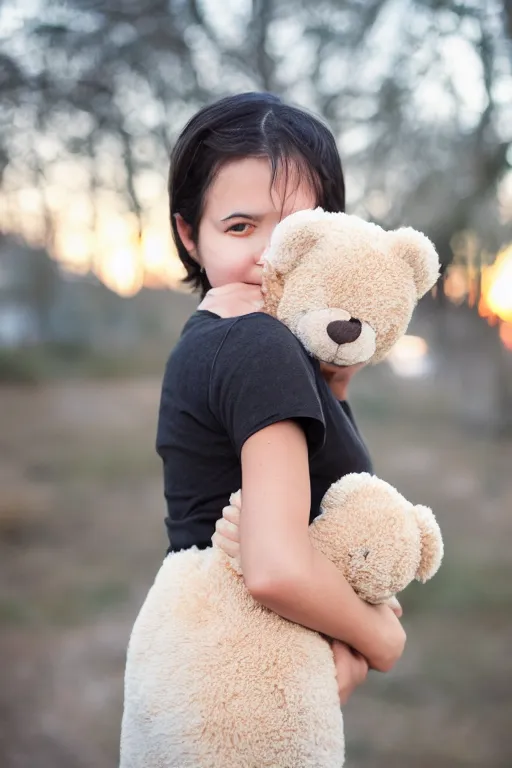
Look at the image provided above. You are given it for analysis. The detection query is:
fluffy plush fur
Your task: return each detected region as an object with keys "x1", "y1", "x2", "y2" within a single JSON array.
[{"x1": 120, "y1": 209, "x2": 443, "y2": 768}]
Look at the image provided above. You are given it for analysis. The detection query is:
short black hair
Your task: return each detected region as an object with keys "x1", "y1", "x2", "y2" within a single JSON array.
[{"x1": 168, "y1": 92, "x2": 346, "y2": 296}]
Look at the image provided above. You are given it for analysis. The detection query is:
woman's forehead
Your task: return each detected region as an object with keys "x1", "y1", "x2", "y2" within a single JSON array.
[{"x1": 204, "y1": 156, "x2": 317, "y2": 218}]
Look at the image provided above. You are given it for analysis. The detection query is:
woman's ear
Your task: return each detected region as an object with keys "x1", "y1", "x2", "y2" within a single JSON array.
[{"x1": 174, "y1": 213, "x2": 198, "y2": 260}]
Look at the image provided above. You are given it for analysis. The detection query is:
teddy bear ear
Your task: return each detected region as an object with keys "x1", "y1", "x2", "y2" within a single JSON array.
[
  {"x1": 413, "y1": 504, "x2": 444, "y2": 582},
  {"x1": 390, "y1": 228, "x2": 441, "y2": 299},
  {"x1": 264, "y1": 207, "x2": 327, "y2": 275}
]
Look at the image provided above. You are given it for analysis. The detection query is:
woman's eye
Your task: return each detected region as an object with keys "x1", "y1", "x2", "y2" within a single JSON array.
[{"x1": 227, "y1": 222, "x2": 254, "y2": 235}]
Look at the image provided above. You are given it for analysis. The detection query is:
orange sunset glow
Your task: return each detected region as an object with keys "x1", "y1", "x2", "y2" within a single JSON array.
[
  {"x1": 54, "y1": 214, "x2": 187, "y2": 297},
  {"x1": 0, "y1": 181, "x2": 187, "y2": 297},
  {"x1": 478, "y1": 244, "x2": 512, "y2": 350}
]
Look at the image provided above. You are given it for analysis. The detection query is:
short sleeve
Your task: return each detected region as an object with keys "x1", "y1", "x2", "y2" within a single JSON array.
[{"x1": 209, "y1": 314, "x2": 326, "y2": 457}]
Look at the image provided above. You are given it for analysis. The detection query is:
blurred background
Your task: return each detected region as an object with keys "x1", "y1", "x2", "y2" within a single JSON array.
[{"x1": 0, "y1": 1, "x2": 511, "y2": 766}]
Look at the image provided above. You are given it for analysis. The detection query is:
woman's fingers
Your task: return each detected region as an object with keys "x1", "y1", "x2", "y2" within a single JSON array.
[
  {"x1": 216, "y1": 515, "x2": 240, "y2": 542},
  {"x1": 211, "y1": 532, "x2": 240, "y2": 559},
  {"x1": 212, "y1": 492, "x2": 242, "y2": 557},
  {"x1": 199, "y1": 285, "x2": 264, "y2": 317},
  {"x1": 349, "y1": 650, "x2": 369, "y2": 684},
  {"x1": 229, "y1": 490, "x2": 242, "y2": 509},
  {"x1": 331, "y1": 641, "x2": 369, "y2": 705},
  {"x1": 386, "y1": 596, "x2": 403, "y2": 618},
  {"x1": 222, "y1": 503, "x2": 240, "y2": 526}
]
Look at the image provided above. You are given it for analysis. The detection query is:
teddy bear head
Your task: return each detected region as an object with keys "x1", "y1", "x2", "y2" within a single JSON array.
[
  {"x1": 262, "y1": 208, "x2": 440, "y2": 364},
  {"x1": 308, "y1": 473, "x2": 443, "y2": 603}
]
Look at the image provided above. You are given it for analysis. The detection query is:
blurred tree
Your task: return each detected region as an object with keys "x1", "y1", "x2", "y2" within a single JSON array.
[
  {"x1": 0, "y1": 0, "x2": 510, "y2": 425},
  {"x1": 0, "y1": 0, "x2": 510, "y2": 266},
  {"x1": 0, "y1": 234, "x2": 60, "y2": 343}
]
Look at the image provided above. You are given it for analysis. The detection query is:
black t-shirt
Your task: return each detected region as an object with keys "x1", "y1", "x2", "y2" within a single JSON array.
[{"x1": 156, "y1": 310, "x2": 373, "y2": 553}]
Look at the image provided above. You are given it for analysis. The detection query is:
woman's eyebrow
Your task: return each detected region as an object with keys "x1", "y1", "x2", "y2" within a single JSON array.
[{"x1": 220, "y1": 211, "x2": 265, "y2": 222}]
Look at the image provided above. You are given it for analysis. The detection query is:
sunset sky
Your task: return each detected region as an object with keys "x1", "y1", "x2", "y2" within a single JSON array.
[
  {"x1": 0, "y1": 0, "x2": 511, "y2": 303},
  {"x1": 0, "y1": 161, "x2": 187, "y2": 296}
]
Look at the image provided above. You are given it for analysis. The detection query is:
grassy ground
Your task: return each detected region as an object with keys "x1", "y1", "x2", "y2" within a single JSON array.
[{"x1": 0, "y1": 374, "x2": 511, "y2": 767}]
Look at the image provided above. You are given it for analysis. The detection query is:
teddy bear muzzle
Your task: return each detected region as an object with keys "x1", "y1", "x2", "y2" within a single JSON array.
[{"x1": 294, "y1": 308, "x2": 377, "y2": 366}]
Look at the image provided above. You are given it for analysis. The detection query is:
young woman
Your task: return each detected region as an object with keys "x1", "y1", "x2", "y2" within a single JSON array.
[{"x1": 157, "y1": 92, "x2": 405, "y2": 705}]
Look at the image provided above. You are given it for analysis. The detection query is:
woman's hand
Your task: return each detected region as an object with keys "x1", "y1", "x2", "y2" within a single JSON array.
[
  {"x1": 332, "y1": 641, "x2": 369, "y2": 704},
  {"x1": 215, "y1": 501, "x2": 370, "y2": 705},
  {"x1": 214, "y1": 498, "x2": 403, "y2": 611},
  {"x1": 200, "y1": 290, "x2": 362, "y2": 400},
  {"x1": 213, "y1": 488, "x2": 406, "y2": 673},
  {"x1": 385, "y1": 596, "x2": 403, "y2": 619},
  {"x1": 364, "y1": 603, "x2": 406, "y2": 672},
  {"x1": 319, "y1": 361, "x2": 365, "y2": 401},
  {"x1": 212, "y1": 495, "x2": 242, "y2": 559},
  {"x1": 200, "y1": 287, "x2": 364, "y2": 397},
  {"x1": 199, "y1": 283, "x2": 264, "y2": 319},
  {"x1": 214, "y1": 498, "x2": 370, "y2": 703}
]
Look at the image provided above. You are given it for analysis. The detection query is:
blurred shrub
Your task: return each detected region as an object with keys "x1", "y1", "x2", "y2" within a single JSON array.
[
  {"x1": 0, "y1": 484, "x2": 50, "y2": 545},
  {"x1": 0, "y1": 341, "x2": 170, "y2": 382},
  {"x1": 0, "y1": 347, "x2": 48, "y2": 383}
]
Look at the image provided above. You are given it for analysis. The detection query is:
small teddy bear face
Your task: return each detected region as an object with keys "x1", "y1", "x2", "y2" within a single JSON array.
[
  {"x1": 262, "y1": 209, "x2": 440, "y2": 365},
  {"x1": 308, "y1": 473, "x2": 443, "y2": 604}
]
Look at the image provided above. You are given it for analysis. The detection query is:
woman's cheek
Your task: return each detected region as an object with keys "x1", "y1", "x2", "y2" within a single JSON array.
[{"x1": 207, "y1": 255, "x2": 245, "y2": 286}]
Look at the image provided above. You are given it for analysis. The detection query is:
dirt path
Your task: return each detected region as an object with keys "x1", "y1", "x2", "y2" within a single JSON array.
[{"x1": 1, "y1": 378, "x2": 511, "y2": 767}]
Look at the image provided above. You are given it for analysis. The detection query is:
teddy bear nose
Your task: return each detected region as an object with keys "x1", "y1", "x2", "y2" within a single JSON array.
[{"x1": 327, "y1": 319, "x2": 362, "y2": 345}]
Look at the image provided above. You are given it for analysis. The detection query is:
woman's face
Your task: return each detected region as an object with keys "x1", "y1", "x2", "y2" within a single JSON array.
[{"x1": 176, "y1": 156, "x2": 317, "y2": 289}]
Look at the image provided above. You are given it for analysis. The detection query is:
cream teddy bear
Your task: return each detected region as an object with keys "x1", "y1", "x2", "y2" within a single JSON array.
[
  {"x1": 262, "y1": 207, "x2": 440, "y2": 366},
  {"x1": 120, "y1": 209, "x2": 443, "y2": 768}
]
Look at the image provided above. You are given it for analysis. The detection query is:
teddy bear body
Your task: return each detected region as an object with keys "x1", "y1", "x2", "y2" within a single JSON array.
[
  {"x1": 120, "y1": 473, "x2": 443, "y2": 768},
  {"x1": 120, "y1": 545, "x2": 343, "y2": 768}
]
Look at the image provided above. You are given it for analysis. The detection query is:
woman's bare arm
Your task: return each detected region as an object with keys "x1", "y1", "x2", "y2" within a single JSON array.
[
  {"x1": 198, "y1": 283, "x2": 404, "y2": 670},
  {"x1": 239, "y1": 420, "x2": 406, "y2": 673}
]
